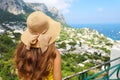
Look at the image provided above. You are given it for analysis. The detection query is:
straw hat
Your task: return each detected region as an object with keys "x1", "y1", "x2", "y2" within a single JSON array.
[{"x1": 21, "y1": 11, "x2": 61, "y2": 51}]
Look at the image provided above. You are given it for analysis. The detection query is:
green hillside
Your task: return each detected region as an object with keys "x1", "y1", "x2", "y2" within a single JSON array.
[{"x1": 0, "y1": 9, "x2": 26, "y2": 23}]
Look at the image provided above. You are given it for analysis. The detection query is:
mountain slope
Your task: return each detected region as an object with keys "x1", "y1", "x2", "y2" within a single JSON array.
[
  {"x1": 0, "y1": 9, "x2": 25, "y2": 23},
  {"x1": 26, "y1": 3, "x2": 66, "y2": 23},
  {"x1": 0, "y1": 0, "x2": 66, "y2": 23},
  {"x1": 0, "y1": 0, "x2": 34, "y2": 15}
]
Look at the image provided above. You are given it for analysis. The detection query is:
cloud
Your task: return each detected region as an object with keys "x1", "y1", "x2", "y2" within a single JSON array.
[
  {"x1": 97, "y1": 8, "x2": 103, "y2": 12},
  {"x1": 23, "y1": 0, "x2": 73, "y2": 14}
]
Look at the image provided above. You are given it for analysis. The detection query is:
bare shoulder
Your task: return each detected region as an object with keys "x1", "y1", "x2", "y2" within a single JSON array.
[
  {"x1": 53, "y1": 49, "x2": 62, "y2": 80},
  {"x1": 54, "y1": 49, "x2": 61, "y2": 65},
  {"x1": 55, "y1": 49, "x2": 61, "y2": 58}
]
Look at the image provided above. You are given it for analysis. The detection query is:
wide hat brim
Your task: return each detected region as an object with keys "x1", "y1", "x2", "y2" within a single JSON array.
[{"x1": 21, "y1": 17, "x2": 61, "y2": 48}]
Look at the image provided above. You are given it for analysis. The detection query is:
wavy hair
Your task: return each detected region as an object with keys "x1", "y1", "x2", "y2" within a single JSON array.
[{"x1": 14, "y1": 42, "x2": 56, "y2": 80}]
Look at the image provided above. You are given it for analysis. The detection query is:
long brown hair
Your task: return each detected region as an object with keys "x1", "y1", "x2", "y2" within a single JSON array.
[{"x1": 14, "y1": 42, "x2": 56, "y2": 80}]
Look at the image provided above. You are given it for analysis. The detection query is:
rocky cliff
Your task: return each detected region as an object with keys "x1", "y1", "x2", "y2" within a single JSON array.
[
  {"x1": 0, "y1": 0, "x2": 33, "y2": 15},
  {"x1": 0, "y1": 0, "x2": 65, "y2": 23},
  {"x1": 26, "y1": 3, "x2": 66, "y2": 23}
]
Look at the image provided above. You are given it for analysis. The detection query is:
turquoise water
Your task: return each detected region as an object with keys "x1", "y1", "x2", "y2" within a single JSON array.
[{"x1": 69, "y1": 24, "x2": 120, "y2": 40}]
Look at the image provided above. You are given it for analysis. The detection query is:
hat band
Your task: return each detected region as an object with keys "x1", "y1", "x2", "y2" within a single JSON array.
[{"x1": 26, "y1": 28, "x2": 51, "y2": 53}]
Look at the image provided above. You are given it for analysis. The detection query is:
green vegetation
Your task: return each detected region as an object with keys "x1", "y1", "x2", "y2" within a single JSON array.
[
  {"x1": 0, "y1": 9, "x2": 26, "y2": 23},
  {"x1": 0, "y1": 33, "x2": 19, "y2": 80},
  {"x1": 0, "y1": 59, "x2": 18, "y2": 80},
  {"x1": 62, "y1": 53, "x2": 88, "y2": 77},
  {"x1": 0, "y1": 33, "x2": 16, "y2": 60}
]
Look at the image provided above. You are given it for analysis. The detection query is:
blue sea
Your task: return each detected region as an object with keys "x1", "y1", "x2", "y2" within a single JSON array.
[{"x1": 69, "y1": 24, "x2": 120, "y2": 40}]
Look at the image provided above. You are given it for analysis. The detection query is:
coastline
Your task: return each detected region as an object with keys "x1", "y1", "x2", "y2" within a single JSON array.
[{"x1": 70, "y1": 23, "x2": 120, "y2": 40}]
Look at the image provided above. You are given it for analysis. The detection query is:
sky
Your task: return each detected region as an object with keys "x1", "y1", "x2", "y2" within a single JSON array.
[{"x1": 23, "y1": 0, "x2": 120, "y2": 24}]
